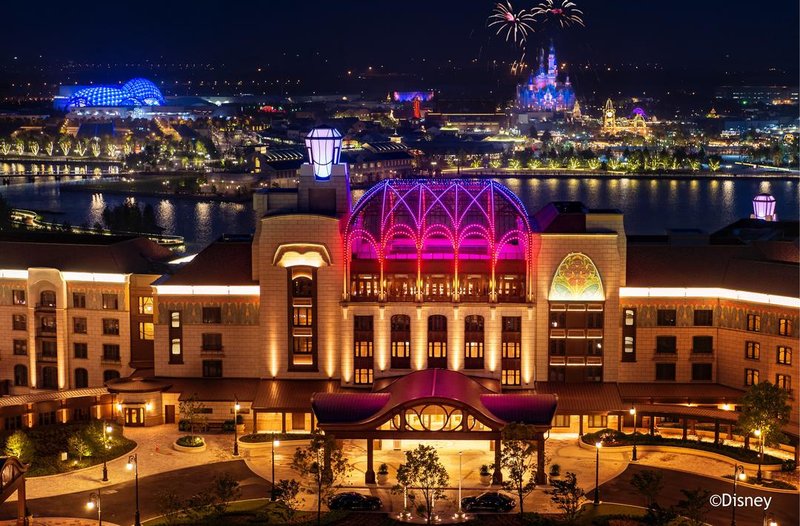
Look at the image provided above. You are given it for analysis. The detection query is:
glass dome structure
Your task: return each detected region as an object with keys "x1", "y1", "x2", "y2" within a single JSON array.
[{"x1": 66, "y1": 78, "x2": 166, "y2": 109}]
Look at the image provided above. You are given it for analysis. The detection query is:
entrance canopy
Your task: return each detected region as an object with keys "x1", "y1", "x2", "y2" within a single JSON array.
[{"x1": 312, "y1": 369, "x2": 557, "y2": 436}]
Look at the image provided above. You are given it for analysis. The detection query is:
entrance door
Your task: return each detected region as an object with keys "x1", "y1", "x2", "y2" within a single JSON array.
[
  {"x1": 125, "y1": 408, "x2": 144, "y2": 426},
  {"x1": 164, "y1": 404, "x2": 176, "y2": 424}
]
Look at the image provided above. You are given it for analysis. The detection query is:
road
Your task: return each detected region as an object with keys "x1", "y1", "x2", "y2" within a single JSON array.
[
  {"x1": 0, "y1": 460, "x2": 270, "y2": 526},
  {"x1": 598, "y1": 464, "x2": 798, "y2": 526}
]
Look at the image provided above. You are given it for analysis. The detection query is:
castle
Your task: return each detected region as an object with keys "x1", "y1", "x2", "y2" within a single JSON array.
[{"x1": 516, "y1": 43, "x2": 577, "y2": 113}]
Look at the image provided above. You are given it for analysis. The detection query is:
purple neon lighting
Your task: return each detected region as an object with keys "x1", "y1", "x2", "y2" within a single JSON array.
[{"x1": 346, "y1": 179, "x2": 533, "y2": 267}]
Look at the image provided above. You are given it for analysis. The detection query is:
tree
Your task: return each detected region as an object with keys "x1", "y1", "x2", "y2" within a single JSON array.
[
  {"x1": 68, "y1": 433, "x2": 92, "y2": 461},
  {"x1": 157, "y1": 490, "x2": 184, "y2": 526},
  {"x1": 273, "y1": 479, "x2": 302, "y2": 520},
  {"x1": 58, "y1": 137, "x2": 72, "y2": 156},
  {"x1": 395, "y1": 444, "x2": 449, "y2": 524},
  {"x1": 674, "y1": 488, "x2": 710, "y2": 526},
  {"x1": 498, "y1": 423, "x2": 538, "y2": 514},
  {"x1": 211, "y1": 473, "x2": 241, "y2": 516},
  {"x1": 179, "y1": 394, "x2": 207, "y2": 441},
  {"x1": 547, "y1": 472, "x2": 584, "y2": 525},
  {"x1": 4, "y1": 430, "x2": 33, "y2": 463},
  {"x1": 291, "y1": 430, "x2": 352, "y2": 526},
  {"x1": 630, "y1": 469, "x2": 663, "y2": 508},
  {"x1": 737, "y1": 381, "x2": 791, "y2": 478}
]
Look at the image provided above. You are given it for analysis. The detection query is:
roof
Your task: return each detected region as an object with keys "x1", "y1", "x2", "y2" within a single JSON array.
[
  {"x1": 106, "y1": 377, "x2": 173, "y2": 394},
  {"x1": 165, "y1": 378, "x2": 261, "y2": 402},
  {"x1": 617, "y1": 383, "x2": 744, "y2": 404},
  {"x1": 163, "y1": 240, "x2": 256, "y2": 286},
  {"x1": 0, "y1": 387, "x2": 109, "y2": 408},
  {"x1": 253, "y1": 379, "x2": 355, "y2": 410},
  {"x1": 534, "y1": 382, "x2": 624, "y2": 414},
  {"x1": 0, "y1": 233, "x2": 172, "y2": 274},
  {"x1": 313, "y1": 369, "x2": 557, "y2": 430}
]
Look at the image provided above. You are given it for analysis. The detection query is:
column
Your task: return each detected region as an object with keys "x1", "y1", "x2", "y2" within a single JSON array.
[
  {"x1": 492, "y1": 437, "x2": 502, "y2": 485},
  {"x1": 15, "y1": 479, "x2": 26, "y2": 526},
  {"x1": 578, "y1": 415, "x2": 584, "y2": 436},
  {"x1": 713, "y1": 420, "x2": 720, "y2": 448},
  {"x1": 616, "y1": 414, "x2": 622, "y2": 432},
  {"x1": 365, "y1": 438, "x2": 376, "y2": 484},
  {"x1": 648, "y1": 415, "x2": 654, "y2": 436},
  {"x1": 681, "y1": 418, "x2": 688, "y2": 440},
  {"x1": 536, "y1": 434, "x2": 547, "y2": 485}
]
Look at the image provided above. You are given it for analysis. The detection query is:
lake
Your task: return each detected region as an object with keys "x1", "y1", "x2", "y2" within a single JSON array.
[{"x1": 1, "y1": 176, "x2": 797, "y2": 253}]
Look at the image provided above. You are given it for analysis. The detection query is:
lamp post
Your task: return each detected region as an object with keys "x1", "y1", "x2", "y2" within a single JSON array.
[
  {"x1": 454, "y1": 450, "x2": 466, "y2": 520},
  {"x1": 270, "y1": 433, "x2": 280, "y2": 501},
  {"x1": 126, "y1": 454, "x2": 140, "y2": 526},
  {"x1": 754, "y1": 428, "x2": 763, "y2": 482},
  {"x1": 233, "y1": 399, "x2": 241, "y2": 457},
  {"x1": 594, "y1": 441, "x2": 602, "y2": 505},
  {"x1": 731, "y1": 464, "x2": 746, "y2": 526},
  {"x1": 86, "y1": 491, "x2": 102, "y2": 526},
  {"x1": 629, "y1": 407, "x2": 638, "y2": 461},
  {"x1": 763, "y1": 512, "x2": 778, "y2": 526},
  {"x1": 101, "y1": 422, "x2": 113, "y2": 482}
]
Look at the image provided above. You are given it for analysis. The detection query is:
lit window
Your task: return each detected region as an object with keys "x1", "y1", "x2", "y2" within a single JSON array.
[
  {"x1": 354, "y1": 368, "x2": 373, "y2": 385},
  {"x1": 139, "y1": 322, "x2": 154, "y2": 341},
  {"x1": 170, "y1": 311, "x2": 181, "y2": 328},
  {"x1": 171, "y1": 338, "x2": 181, "y2": 355},
  {"x1": 777, "y1": 346, "x2": 792, "y2": 365},
  {"x1": 138, "y1": 297, "x2": 154, "y2": 315},
  {"x1": 779, "y1": 318, "x2": 793, "y2": 337},
  {"x1": 745, "y1": 368, "x2": 759, "y2": 386},
  {"x1": 746, "y1": 314, "x2": 761, "y2": 332},
  {"x1": 745, "y1": 341, "x2": 760, "y2": 360}
]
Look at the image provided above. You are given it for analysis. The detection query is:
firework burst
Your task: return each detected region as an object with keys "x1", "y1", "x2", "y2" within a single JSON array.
[
  {"x1": 488, "y1": 1, "x2": 536, "y2": 45},
  {"x1": 531, "y1": 0, "x2": 585, "y2": 28}
]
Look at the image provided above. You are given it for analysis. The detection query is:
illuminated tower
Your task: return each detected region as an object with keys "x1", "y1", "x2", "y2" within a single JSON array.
[
  {"x1": 547, "y1": 41, "x2": 557, "y2": 82},
  {"x1": 602, "y1": 99, "x2": 616, "y2": 130},
  {"x1": 298, "y1": 127, "x2": 351, "y2": 217},
  {"x1": 412, "y1": 97, "x2": 421, "y2": 120}
]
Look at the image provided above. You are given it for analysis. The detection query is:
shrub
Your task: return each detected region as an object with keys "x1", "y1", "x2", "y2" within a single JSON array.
[
  {"x1": 223, "y1": 420, "x2": 235, "y2": 433},
  {"x1": 176, "y1": 435, "x2": 205, "y2": 447},
  {"x1": 782, "y1": 459, "x2": 797, "y2": 472},
  {"x1": 211, "y1": 473, "x2": 241, "y2": 516},
  {"x1": 178, "y1": 419, "x2": 191, "y2": 432},
  {"x1": 158, "y1": 490, "x2": 184, "y2": 526},
  {"x1": 274, "y1": 479, "x2": 301, "y2": 520},
  {"x1": 239, "y1": 432, "x2": 313, "y2": 443},
  {"x1": 549, "y1": 463, "x2": 561, "y2": 477},
  {"x1": 480, "y1": 464, "x2": 491, "y2": 476},
  {"x1": 4, "y1": 431, "x2": 34, "y2": 463},
  {"x1": 378, "y1": 463, "x2": 389, "y2": 475}
]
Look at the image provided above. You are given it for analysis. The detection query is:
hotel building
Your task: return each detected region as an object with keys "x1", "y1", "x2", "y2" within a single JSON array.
[{"x1": 0, "y1": 128, "x2": 797, "y2": 480}]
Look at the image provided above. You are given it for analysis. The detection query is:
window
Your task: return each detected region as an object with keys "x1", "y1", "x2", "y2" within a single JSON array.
[
  {"x1": 501, "y1": 316, "x2": 522, "y2": 359},
  {"x1": 390, "y1": 315, "x2": 411, "y2": 368},
  {"x1": 12, "y1": 289, "x2": 25, "y2": 305},
  {"x1": 12, "y1": 314, "x2": 26, "y2": 331},
  {"x1": 102, "y1": 318, "x2": 120, "y2": 336},
  {"x1": 74, "y1": 368, "x2": 89, "y2": 388},
  {"x1": 655, "y1": 363, "x2": 676, "y2": 381},
  {"x1": 41, "y1": 340, "x2": 56, "y2": 357},
  {"x1": 779, "y1": 318, "x2": 793, "y2": 337},
  {"x1": 102, "y1": 344, "x2": 120, "y2": 362},
  {"x1": 139, "y1": 322, "x2": 154, "y2": 340},
  {"x1": 202, "y1": 333, "x2": 223, "y2": 351},
  {"x1": 777, "y1": 346, "x2": 792, "y2": 365},
  {"x1": 550, "y1": 311, "x2": 566, "y2": 328},
  {"x1": 745, "y1": 368, "x2": 759, "y2": 386},
  {"x1": 427, "y1": 315, "x2": 447, "y2": 368},
  {"x1": 624, "y1": 336, "x2": 635, "y2": 354},
  {"x1": 502, "y1": 369, "x2": 521, "y2": 386},
  {"x1": 4, "y1": 415, "x2": 23, "y2": 431},
  {"x1": 745, "y1": 341, "x2": 760, "y2": 360},
  {"x1": 292, "y1": 276, "x2": 313, "y2": 297},
  {"x1": 354, "y1": 316, "x2": 373, "y2": 357},
  {"x1": 354, "y1": 368, "x2": 373, "y2": 385},
  {"x1": 39, "y1": 290, "x2": 56, "y2": 308},
  {"x1": 38, "y1": 411, "x2": 57, "y2": 426},
  {"x1": 203, "y1": 360, "x2": 223, "y2": 378},
  {"x1": 202, "y1": 307, "x2": 222, "y2": 324},
  {"x1": 624, "y1": 308, "x2": 635, "y2": 326},
  {"x1": 40, "y1": 366, "x2": 57, "y2": 389},
  {"x1": 73, "y1": 317, "x2": 88, "y2": 334},
  {"x1": 691, "y1": 363, "x2": 713, "y2": 381},
  {"x1": 588, "y1": 415, "x2": 608, "y2": 428},
  {"x1": 74, "y1": 342, "x2": 88, "y2": 359},
  {"x1": 657, "y1": 309, "x2": 676, "y2": 326},
  {"x1": 292, "y1": 337, "x2": 313, "y2": 365},
  {"x1": 776, "y1": 374, "x2": 792, "y2": 393},
  {"x1": 552, "y1": 415, "x2": 571, "y2": 428},
  {"x1": 13, "y1": 365, "x2": 27, "y2": 386},
  {"x1": 622, "y1": 308, "x2": 636, "y2": 363},
  {"x1": 587, "y1": 311, "x2": 604, "y2": 329},
  {"x1": 694, "y1": 309, "x2": 713, "y2": 326},
  {"x1": 171, "y1": 338, "x2": 182, "y2": 356},
  {"x1": 72, "y1": 292, "x2": 86, "y2": 308},
  {"x1": 103, "y1": 370, "x2": 120, "y2": 383},
  {"x1": 13, "y1": 339, "x2": 27, "y2": 355},
  {"x1": 170, "y1": 311, "x2": 181, "y2": 328},
  {"x1": 692, "y1": 336, "x2": 713, "y2": 354},
  {"x1": 656, "y1": 336, "x2": 677, "y2": 354},
  {"x1": 464, "y1": 315, "x2": 484, "y2": 368},
  {"x1": 138, "y1": 296, "x2": 154, "y2": 315},
  {"x1": 292, "y1": 307, "x2": 313, "y2": 326},
  {"x1": 102, "y1": 294, "x2": 118, "y2": 310},
  {"x1": 549, "y1": 339, "x2": 566, "y2": 356},
  {"x1": 746, "y1": 314, "x2": 761, "y2": 332}
]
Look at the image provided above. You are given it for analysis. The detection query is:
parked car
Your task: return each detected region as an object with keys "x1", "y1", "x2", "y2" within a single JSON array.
[
  {"x1": 328, "y1": 492, "x2": 382, "y2": 511},
  {"x1": 461, "y1": 491, "x2": 516, "y2": 512}
]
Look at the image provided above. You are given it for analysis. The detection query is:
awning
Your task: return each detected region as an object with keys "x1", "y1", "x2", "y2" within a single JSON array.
[
  {"x1": 0, "y1": 387, "x2": 109, "y2": 407},
  {"x1": 252, "y1": 379, "x2": 353, "y2": 411},
  {"x1": 533, "y1": 382, "x2": 624, "y2": 414}
]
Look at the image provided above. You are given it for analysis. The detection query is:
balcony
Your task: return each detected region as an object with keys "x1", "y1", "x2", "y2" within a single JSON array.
[
  {"x1": 102, "y1": 355, "x2": 121, "y2": 364},
  {"x1": 36, "y1": 352, "x2": 58, "y2": 363},
  {"x1": 36, "y1": 326, "x2": 57, "y2": 337},
  {"x1": 35, "y1": 302, "x2": 56, "y2": 313},
  {"x1": 464, "y1": 357, "x2": 485, "y2": 370},
  {"x1": 690, "y1": 349, "x2": 715, "y2": 360},
  {"x1": 201, "y1": 345, "x2": 224, "y2": 354},
  {"x1": 390, "y1": 357, "x2": 411, "y2": 369}
]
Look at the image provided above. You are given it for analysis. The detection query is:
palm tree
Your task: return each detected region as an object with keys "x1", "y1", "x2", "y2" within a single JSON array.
[
  {"x1": 44, "y1": 141, "x2": 55, "y2": 156},
  {"x1": 587, "y1": 158, "x2": 601, "y2": 170},
  {"x1": 106, "y1": 143, "x2": 118, "y2": 158},
  {"x1": 59, "y1": 137, "x2": 72, "y2": 157},
  {"x1": 74, "y1": 140, "x2": 88, "y2": 157},
  {"x1": 91, "y1": 140, "x2": 101, "y2": 158},
  {"x1": 567, "y1": 157, "x2": 581, "y2": 170},
  {"x1": 0, "y1": 140, "x2": 10, "y2": 156},
  {"x1": 28, "y1": 141, "x2": 40, "y2": 156},
  {"x1": 14, "y1": 139, "x2": 24, "y2": 156},
  {"x1": 527, "y1": 158, "x2": 542, "y2": 170}
]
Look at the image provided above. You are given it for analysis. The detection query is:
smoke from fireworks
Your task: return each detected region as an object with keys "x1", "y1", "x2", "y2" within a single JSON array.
[
  {"x1": 531, "y1": 0, "x2": 585, "y2": 28},
  {"x1": 488, "y1": 1, "x2": 536, "y2": 45}
]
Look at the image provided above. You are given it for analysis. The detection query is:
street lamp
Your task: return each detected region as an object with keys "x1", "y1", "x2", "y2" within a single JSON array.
[
  {"x1": 86, "y1": 491, "x2": 102, "y2": 526},
  {"x1": 754, "y1": 428, "x2": 763, "y2": 482},
  {"x1": 101, "y1": 422, "x2": 113, "y2": 482},
  {"x1": 233, "y1": 399, "x2": 241, "y2": 457},
  {"x1": 629, "y1": 407, "x2": 638, "y2": 461},
  {"x1": 270, "y1": 433, "x2": 280, "y2": 501},
  {"x1": 594, "y1": 441, "x2": 602, "y2": 505},
  {"x1": 731, "y1": 464, "x2": 746, "y2": 525},
  {"x1": 126, "y1": 454, "x2": 140, "y2": 526},
  {"x1": 454, "y1": 451, "x2": 466, "y2": 520},
  {"x1": 763, "y1": 512, "x2": 778, "y2": 526}
]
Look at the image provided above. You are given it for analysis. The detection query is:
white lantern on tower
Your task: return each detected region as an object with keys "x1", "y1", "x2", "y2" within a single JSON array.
[
  {"x1": 305, "y1": 127, "x2": 342, "y2": 180},
  {"x1": 751, "y1": 193, "x2": 777, "y2": 221}
]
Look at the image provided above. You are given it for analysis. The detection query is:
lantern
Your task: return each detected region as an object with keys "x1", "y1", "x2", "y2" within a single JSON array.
[
  {"x1": 752, "y1": 193, "x2": 776, "y2": 220},
  {"x1": 305, "y1": 127, "x2": 342, "y2": 180}
]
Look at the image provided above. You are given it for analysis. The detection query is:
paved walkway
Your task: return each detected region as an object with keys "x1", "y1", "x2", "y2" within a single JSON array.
[{"x1": 0, "y1": 519, "x2": 120, "y2": 526}]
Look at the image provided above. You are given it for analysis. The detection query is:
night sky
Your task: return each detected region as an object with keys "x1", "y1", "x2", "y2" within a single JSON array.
[{"x1": 1, "y1": 0, "x2": 798, "y2": 74}]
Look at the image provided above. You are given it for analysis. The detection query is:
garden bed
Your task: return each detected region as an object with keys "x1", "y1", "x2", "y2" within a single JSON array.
[
  {"x1": 582, "y1": 428, "x2": 786, "y2": 466},
  {"x1": 173, "y1": 435, "x2": 207, "y2": 453},
  {"x1": 239, "y1": 432, "x2": 314, "y2": 443}
]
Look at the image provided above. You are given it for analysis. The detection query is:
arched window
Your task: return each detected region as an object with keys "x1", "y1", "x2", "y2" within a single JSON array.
[
  {"x1": 390, "y1": 315, "x2": 411, "y2": 369},
  {"x1": 464, "y1": 315, "x2": 485, "y2": 369},
  {"x1": 75, "y1": 368, "x2": 89, "y2": 389},
  {"x1": 13, "y1": 365, "x2": 27, "y2": 386},
  {"x1": 289, "y1": 268, "x2": 316, "y2": 370},
  {"x1": 40, "y1": 290, "x2": 56, "y2": 308},
  {"x1": 41, "y1": 366, "x2": 58, "y2": 389},
  {"x1": 427, "y1": 315, "x2": 447, "y2": 369},
  {"x1": 103, "y1": 370, "x2": 120, "y2": 383}
]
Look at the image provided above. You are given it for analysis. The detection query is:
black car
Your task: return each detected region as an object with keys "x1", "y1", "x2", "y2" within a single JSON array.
[
  {"x1": 328, "y1": 492, "x2": 382, "y2": 511},
  {"x1": 461, "y1": 491, "x2": 516, "y2": 512}
]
